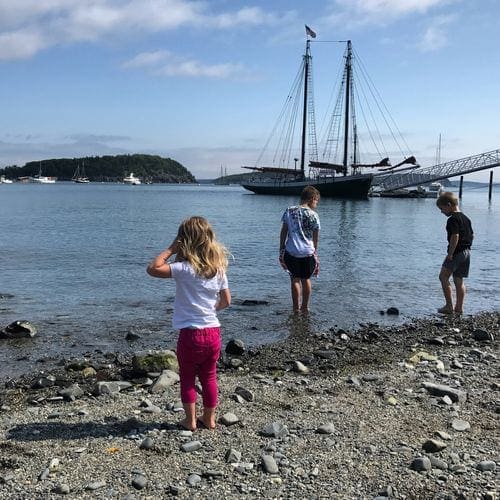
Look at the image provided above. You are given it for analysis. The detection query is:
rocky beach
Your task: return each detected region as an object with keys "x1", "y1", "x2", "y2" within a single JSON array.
[{"x1": 0, "y1": 311, "x2": 498, "y2": 499}]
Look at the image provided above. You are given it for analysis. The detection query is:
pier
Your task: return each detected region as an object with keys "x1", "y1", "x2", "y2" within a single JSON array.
[{"x1": 374, "y1": 149, "x2": 500, "y2": 195}]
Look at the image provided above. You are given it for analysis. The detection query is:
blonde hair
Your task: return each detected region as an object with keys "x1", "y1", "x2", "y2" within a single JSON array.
[
  {"x1": 436, "y1": 191, "x2": 458, "y2": 208},
  {"x1": 175, "y1": 216, "x2": 228, "y2": 279}
]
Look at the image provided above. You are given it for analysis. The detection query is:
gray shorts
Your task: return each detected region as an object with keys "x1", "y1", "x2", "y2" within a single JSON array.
[{"x1": 442, "y1": 249, "x2": 471, "y2": 278}]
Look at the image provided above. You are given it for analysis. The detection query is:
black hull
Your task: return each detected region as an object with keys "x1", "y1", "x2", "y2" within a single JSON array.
[{"x1": 241, "y1": 174, "x2": 373, "y2": 198}]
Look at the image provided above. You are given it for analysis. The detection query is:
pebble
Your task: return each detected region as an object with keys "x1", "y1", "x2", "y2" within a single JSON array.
[
  {"x1": 451, "y1": 419, "x2": 471, "y2": 432},
  {"x1": 54, "y1": 483, "x2": 70, "y2": 494},
  {"x1": 260, "y1": 422, "x2": 288, "y2": 438},
  {"x1": 181, "y1": 441, "x2": 202, "y2": 453},
  {"x1": 131, "y1": 473, "x2": 147, "y2": 490},
  {"x1": 234, "y1": 386, "x2": 255, "y2": 402},
  {"x1": 187, "y1": 473, "x2": 202, "y2": 487},
  {"x1": 316, "y1": 422, "x2": 335, "y2": 434},
  {"x1": 422, "y1": 439, "x2": 447, "y2": 453},
  {"x1": 476, "y1": 461, "x2": 496, "y2": 472},
  {"x1": 410, "y1": 457, "x2": 432, "y2": 471},
  {"x1": 262, "y1": 455, "x2": 279, "y2": 474},
  {"x1": 219, "y1": 412, "x2": 240, "y2": 426},
  {"x1": 139, "y1": 437, "x2": 154, "y2": 450},
  {"x1": 85, "y1": 481, "x2": 106, "y2": 491}
]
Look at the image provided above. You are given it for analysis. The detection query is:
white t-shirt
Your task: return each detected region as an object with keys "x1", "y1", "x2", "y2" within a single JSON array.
[
  {"x1": 170, "y1": 261, "x2": 228, "y2": 330},
  {"x1": 281, "y1": 206, "x2": 320, "y2": 257}
]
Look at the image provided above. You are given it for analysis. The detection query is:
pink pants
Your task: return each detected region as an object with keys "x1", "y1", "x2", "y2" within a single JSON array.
[{"x1": 176, "y1": 327, "x2": 221, "y2": 408}]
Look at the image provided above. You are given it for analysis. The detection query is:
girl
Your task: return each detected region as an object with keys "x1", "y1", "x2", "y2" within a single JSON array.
[{"x1": 147, "y1": 216, "x2": 231, "y2": 431}]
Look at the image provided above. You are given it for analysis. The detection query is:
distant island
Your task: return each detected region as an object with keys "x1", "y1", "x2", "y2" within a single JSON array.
[{"x1": 0, "y1": 154, "x2": 196, "y2": 183}]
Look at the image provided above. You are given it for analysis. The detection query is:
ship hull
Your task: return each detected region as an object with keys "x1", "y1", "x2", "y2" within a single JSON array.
[{"x1": 241, "y1": 174, "x2": 373, "y2": 198}]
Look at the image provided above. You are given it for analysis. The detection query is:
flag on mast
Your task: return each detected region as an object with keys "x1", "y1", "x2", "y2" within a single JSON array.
[{"x1": 305, "y1": 25, "x2": 316, "y2": 38}]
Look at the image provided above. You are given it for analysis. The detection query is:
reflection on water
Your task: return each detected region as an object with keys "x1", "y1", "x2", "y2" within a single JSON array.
[{"x1": 0, "y1": 183, "x2": 498, "y2": 378}]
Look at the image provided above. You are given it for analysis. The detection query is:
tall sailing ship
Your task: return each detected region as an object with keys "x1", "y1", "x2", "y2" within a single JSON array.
[{"x1": 241, "y1": 29, "x2": 417, "y2": 198}]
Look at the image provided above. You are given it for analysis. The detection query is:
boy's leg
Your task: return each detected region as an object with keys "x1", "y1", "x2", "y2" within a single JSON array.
[
  {"x1": 300, "y1": 278, "x2": 312, "y2": 311},
  {"x1": 453, "y1": 276, "x2": 466, "y2": 313},
  {"x1": 290, "y1": 278, "x2": 301, "y2": 312},
  {"x1": 438, "y1": 266, "x2": 454, "y2": 313}
]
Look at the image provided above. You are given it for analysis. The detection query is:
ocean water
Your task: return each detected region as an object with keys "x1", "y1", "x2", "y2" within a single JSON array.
[{"x1": 1, "y1": 182, "x2": 499, "y2": 379}]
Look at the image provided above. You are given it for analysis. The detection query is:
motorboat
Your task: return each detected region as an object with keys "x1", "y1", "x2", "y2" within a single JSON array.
[{"x1": 123, "y1": 173, "x2": 141, "y2": 185}]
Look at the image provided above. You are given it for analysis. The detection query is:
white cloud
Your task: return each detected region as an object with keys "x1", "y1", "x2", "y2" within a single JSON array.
[
  {"x1": 417, "y1": 14, "x2": 456, "y2": 51},
  {"x1": 0, "y1": 0, "x2": 282, "y2": 61},
  {"x1": 0, "y1": 29, "x2": 48, "y2": 60},
  {"x1": 325, "y1": 0, "x2": 459, "y2": 27},
  {"x1": 122, "y1": 50, "x2": 253, "y2": 80}
]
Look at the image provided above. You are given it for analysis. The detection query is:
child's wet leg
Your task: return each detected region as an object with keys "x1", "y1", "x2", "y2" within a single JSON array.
[
  {"x1": 438, "y1": 267, "x2": 454, "y2": 313},
  {"x1": 200, "y1": 407, "x2": 217, "y2": 429},
  {"x1": 290, "y1": 278, "x2": 301, "y2": 312},
  {"x1": 300, "y1": 278, "x2": 312, "y2": 312},
  {"x1": 453, "y1": 276, "x2": 465, "y2": 313},
  {"x1": 180, "y1": 402, "x2": 197, "y2": 431}
]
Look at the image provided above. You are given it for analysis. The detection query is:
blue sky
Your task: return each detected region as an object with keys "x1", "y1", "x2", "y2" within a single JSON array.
[{"x1": 0, "y1": 0, "x2": 499, "y2": 180}]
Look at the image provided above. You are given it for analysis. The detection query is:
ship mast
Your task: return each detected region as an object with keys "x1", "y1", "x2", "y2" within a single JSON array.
[
  {"x1": 300, "y1": 40, "x2": 311, "y2": 177},
  {"x1": 342, "y1": 40, "x2": 352, "y2": 176}
]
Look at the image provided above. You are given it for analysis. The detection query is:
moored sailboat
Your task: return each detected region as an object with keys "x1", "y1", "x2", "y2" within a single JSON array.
[
  {"x1": 72, "y1": 161, "x2": 90, "y2": 183},
  {"x1": 242, "y1": 31, "x2": 417, "y2": 198}
]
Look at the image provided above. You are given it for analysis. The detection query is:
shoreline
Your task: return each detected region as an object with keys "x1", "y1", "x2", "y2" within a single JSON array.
[{"x1": 0, "y1": 311, "x2": 498, "y2": 498}]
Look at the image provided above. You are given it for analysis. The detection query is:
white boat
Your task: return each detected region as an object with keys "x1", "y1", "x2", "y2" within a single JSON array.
[
  {"x1": 123, "y1": 172, "x2": 141, "y2": 185},
  {"x1": 72, "y1": 162, "x2": 90, "y2": 183},
  {"x1": 0, "y1": 175, "x2": 13, "y2": 184},
  {"x1": 31, "y1": 162, "x2": 56, "y2": 184}
]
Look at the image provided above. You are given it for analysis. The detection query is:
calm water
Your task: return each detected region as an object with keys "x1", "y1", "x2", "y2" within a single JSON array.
[{"x1": 1, "y1": 183, "x2": 499, "y2": 379}]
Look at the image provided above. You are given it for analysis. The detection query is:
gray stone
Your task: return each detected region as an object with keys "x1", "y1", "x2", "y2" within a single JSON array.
[
  {"x1": 33, "y1": 375, "x2": 56, "y2": 388},
  {"x1": 410, "y1": 457, "x2": 432, "y2": 471},
  {"x1": 262, "y1": 455, "x2": 279, "y2": 474},
  {"x1": 181, "y1": 441, "x2": 202, "y2": 453},
  {"x1": 234, "y1": 386, "x2": 255, "y2": 402},
  {"x1": 422, "y1": 382, "x2": 467, "y2": 403},
  {"x1": 219, "y1": 412, "x2": 239, "y2": 426},
  {"x1": 225, "y1": 339, "x2": 245, "y2": 356},
  {"x1": 260, "y1": 422, "x2": 288, "y2": 438},
  {"x1": 131, "y1": 474, "x2": 147, "y2": 490},
  {"x1": 451, "y1": 419, "x2": 470, "y2": 432},
  {"x1": 472, "y1": 328, "x2": 494, "y2": 342},
  {"x1": 139, "y1": 437, "x2": 154, "y2": 450},
  {"x1": 54, "y1": 483, "x2": 70, "y2": 494},
  {"x1": 293, "y1": 360, "x2": 309, "y2": 374},
  {"x1": 92, "y1": 381, "x2": 122, "y2": 396},
  {"x1": 225, "y1": 449, "x2": 242, "y2": 463},
  {"x1": 84, "y1": 481, "x2": 106, "y2": 490},
  {"x1": 187, "y1": 474, "x2": 202, "y2": 487},
  {"x1": 429, "y1": 456, "x2": 448, "y2": 470},
  {"x1": 58, "y1": 384, "x2": 84, "y2": 401},
  {"x1": 476, "y1": 460, "x2": 496, "y2": 472},
  {"x1": 0, "y1": 320, "x2": 37, "y2": 339},
  {"x1": 316, "y1": 423, "x2": 335, "y2": 434},
  {"x1": 422, "y1": 439, "x2": 447, "y2": 453},
  {"x1": 150, "y1": 369, "x2": 180, "y2": 393}
]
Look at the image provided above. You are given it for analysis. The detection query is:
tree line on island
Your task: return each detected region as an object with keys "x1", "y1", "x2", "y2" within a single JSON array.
[{"x1": 0, "y1": 154, "x2": 197, "y2": 184}]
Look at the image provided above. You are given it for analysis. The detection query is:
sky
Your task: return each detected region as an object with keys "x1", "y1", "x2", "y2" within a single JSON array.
[{"x1": 1, "y1": 0, "x2": 499, "y2": 180}]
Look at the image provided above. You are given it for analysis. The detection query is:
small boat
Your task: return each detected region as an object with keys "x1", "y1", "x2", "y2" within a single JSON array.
[
  {"x1": 72, "y1": 162, "x2": 90, "y2": 183},
  {"x1": 31, "y1": 162, "x2": 56, "y2": 184},
  {"x1": 0, "y1": 175, "x2": 13, "y2": 184},
  {"x1": 241, "y1": 30, "x2": 417, "y2": 199},
  {"x1": 123, "y1": 172, "x2": 141, "y2": 185}
]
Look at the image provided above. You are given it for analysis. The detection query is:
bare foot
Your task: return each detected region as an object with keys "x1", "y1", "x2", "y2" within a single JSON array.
[
  {"x1": 178, "y1": 418, "x2": 196, "y2": 431},
  {"x1": 197, "y1": 417, "x2": 216, "y2": 430},
  {"x1": 437, "y1": 306, "x2": 453, "y2": 314}
]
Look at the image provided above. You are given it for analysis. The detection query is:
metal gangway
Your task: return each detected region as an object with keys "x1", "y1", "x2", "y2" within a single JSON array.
[{"x1": 375, "y1": 149, "x2": 500, "y2": 192}]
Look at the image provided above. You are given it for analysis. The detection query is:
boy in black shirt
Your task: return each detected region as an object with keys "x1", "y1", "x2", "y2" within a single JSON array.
[{"x1": 436, "y1": 192, "x2": 473, "y2": 314}]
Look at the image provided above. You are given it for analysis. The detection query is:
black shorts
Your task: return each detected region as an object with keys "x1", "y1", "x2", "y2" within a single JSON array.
[
  {"x1": 283, "y1": 251, "x2": 316, "y2": 279},
  {"x1": 442, "y1": 249, "x2": 471, "y2": 278}
]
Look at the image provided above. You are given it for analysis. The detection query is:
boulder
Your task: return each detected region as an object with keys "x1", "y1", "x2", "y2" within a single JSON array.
[
  {"x1": 225, "y1": 339, "x2": 245, "y2": 356},
  {"x1": 0, "y1": 320, "x2": 37, "y2": 339},
  {"x1": 132, "y1": 350, "x2": 178, "y2": 374}
]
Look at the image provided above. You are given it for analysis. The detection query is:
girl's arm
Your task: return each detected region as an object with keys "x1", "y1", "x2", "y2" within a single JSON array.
[
  {"x1": 216, "y1": 288, "x2": 231, "y2": 310},
  {"x1": 146, "y1": 241, "x2": 178, "y2": 278}
]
